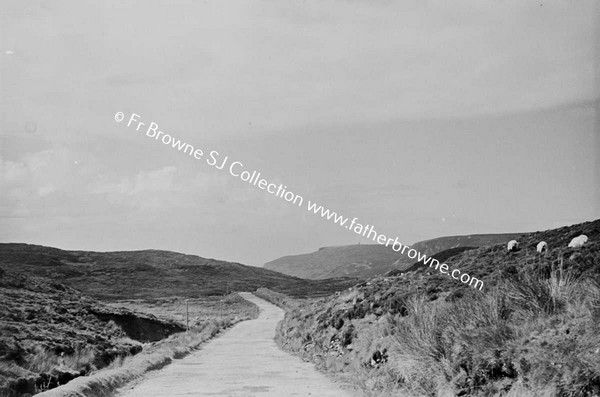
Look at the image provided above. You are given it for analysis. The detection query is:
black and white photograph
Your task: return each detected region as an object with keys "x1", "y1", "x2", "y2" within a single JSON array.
[{"x1": 1, "y1": 1, "x2": 599, "y2": 396}]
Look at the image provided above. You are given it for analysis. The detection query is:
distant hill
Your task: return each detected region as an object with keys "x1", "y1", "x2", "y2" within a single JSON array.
[
  {"x1": 264, "y1": 233, "x2": 523, "y2": 279},
  {"x1": 264, "y1": 244, "x2": 402, "y2": 279},
  {"x1": 0, "y1": 244, "x2": 357, "y2": 300}
]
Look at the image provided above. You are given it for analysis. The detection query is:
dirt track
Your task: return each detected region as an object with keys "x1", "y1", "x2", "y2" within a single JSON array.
[{"x1": 117, "y1": 292, "x2": 352, "y2": 396}]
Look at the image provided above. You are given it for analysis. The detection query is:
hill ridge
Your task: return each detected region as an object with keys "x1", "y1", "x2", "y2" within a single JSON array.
[
  {"x1": 265, "y1": 232, "x2": 524, "y2": 279},
  {"x1": 0, "y1": 243, "x2": 357, "y2": 300}
]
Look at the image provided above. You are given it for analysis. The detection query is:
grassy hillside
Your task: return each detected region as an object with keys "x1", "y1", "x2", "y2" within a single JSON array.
[
  {"x1": 0, "y1": 268, "x2": 182, "y2": 396},
  {"x1": 398, "y1": 233, "x2": 524, "y2": 270},
  {"x1": 0, "y1": 244, "x2": 357, "y2": 300},
  {"x1": 386, "y1": 246, "x2": 478, "y2": 276},
  {"x1": 271, "y1": 219, "x2": 600, "y2": 396},
  {"x1": 264, "y1": 233, "x2": 523, "y2": 280}
]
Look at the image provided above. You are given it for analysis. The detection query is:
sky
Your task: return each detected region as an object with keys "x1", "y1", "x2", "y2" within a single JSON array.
[{"x1": 1, "y1": 0, "x2": 599, "y2": 266}]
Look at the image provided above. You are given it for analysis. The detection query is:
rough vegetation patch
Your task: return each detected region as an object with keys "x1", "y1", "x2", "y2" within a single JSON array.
[
  {"x1": 0, "y1": 270, "x2": 182, "y2": 397},
  {"x1": 274, "y1": 219, "x2": 600, "y2": 396}
]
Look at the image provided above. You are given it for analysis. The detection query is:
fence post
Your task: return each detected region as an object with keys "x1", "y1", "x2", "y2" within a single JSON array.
[{"x1": 185, "y1": 299, "x2": 189, "y2": 332}]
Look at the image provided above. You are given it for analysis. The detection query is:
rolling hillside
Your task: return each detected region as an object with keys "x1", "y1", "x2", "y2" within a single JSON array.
[
  {"x1": 264, "y1": 233, "x2": 523, "y2": 279},
  {"x1": 0, "y1": 244, "x2": 357, "y2": 300},
  {"x1": 0, "y1": 268, "x2": 182, "y2": 396}
]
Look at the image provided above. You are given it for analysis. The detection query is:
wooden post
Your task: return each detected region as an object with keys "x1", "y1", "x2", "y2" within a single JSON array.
[{"x1": 185, "y1": 299, "x2": 189, "y2": 332}]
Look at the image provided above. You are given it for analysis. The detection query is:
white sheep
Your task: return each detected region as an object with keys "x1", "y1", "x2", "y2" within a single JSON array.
[
  {"x1": 507, "y1": 240, "x2": 519, "y2": 252},
  {"x1": 568, "y1": 235, "x2": 588, "y2": 248},
  {"x1": 536, "y1": 241, "x2": 548, "y2": 253}
]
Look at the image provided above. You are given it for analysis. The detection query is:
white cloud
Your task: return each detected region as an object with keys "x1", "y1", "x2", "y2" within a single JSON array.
[
  {"x1": 89, "y1": 166, "x2": 177, "y2": 196},
  {"x1": 1, "y1": 0, "x2": 597, "y2": 146},
  {"x1": 0, "y1": 147, "x2": 78, "y2": 200}
]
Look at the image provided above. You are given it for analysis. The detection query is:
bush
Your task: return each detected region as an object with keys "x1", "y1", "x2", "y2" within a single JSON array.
[{"x1": 276, "y1": 266, "x2": 600, "y2": 396}]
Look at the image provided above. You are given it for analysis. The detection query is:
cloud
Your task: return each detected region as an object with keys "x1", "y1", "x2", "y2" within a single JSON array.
[
  {"x1": 89, "y1": 166, "x2": 177, "y2": 196},
  {"x1": 1, "y1": 0, "x2": 596, "y2": 147},
  {"x1": 0, "y1": 147, "x2": 78, "y2": 200}
]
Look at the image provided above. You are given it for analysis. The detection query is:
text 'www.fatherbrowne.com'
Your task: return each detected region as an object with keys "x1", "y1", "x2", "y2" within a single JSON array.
[{"x1": 114, "y1": 111, "x2": 484, "y2": 290}]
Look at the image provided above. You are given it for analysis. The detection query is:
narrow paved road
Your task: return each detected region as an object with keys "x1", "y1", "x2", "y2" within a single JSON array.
[{"x1": 117, "y1": 292, "x2": 352, "y2": 397}]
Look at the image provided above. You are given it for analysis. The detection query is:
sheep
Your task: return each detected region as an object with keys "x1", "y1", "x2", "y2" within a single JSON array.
[
  {"x1": 507, "y1": 240, "x2": 519, "y2": 252},
  {"x1": 568, "y1": 234, "x2": 588, "y2": 248},
  {"x1": 536, "y1": 241, "x2": 548, "y2": 253}
]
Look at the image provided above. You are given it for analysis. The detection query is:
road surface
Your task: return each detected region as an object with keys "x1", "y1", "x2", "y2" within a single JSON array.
[{"x1": 117, "y1": 292, "x2": 353, "y2": 397}]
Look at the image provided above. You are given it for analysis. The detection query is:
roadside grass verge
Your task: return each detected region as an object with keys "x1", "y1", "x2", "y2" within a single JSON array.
[
  {"x1": 275, "y1": 265, "x2": 600, "y2": 396},
  {"x1": 35, "y1": 300, "x2": 259, "y2": 397},
  {"x1": 253, "y1": 288, "x2": 304, "y2": 311},
  {"x1": 107, "y1": 293, "x2": 259, "y2": 326},
  {"x1": 1, "y1": 288, "x2": 258, "y2": 397}
]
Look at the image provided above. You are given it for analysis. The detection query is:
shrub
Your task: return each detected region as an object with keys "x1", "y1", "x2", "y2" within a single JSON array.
[{"x1": 24, "y1": 346, "x2": 96, "y2": 374}]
